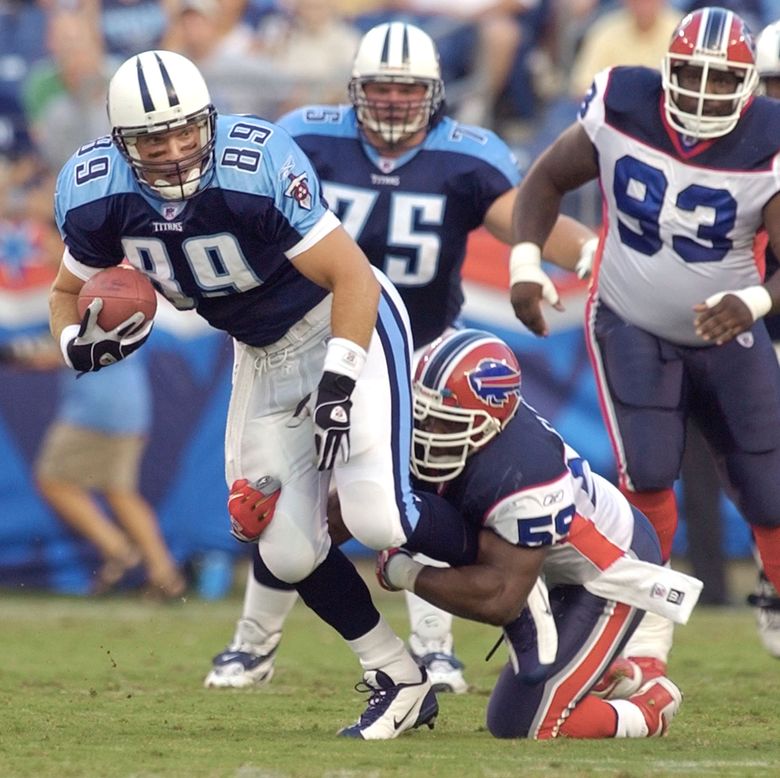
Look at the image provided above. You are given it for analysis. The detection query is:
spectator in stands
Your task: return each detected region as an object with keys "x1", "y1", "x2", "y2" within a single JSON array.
[
  {"x1": 568, "y1": 0, "x2": 682, "y2": 98},
  {"x1": 254, "y1": 0, "x2": 362, "y2": 112},
  {"x1": 22, "y1": 10, "x2": 113, "y2": 172},
  {"x1": 83, "y1": 0, "x2": 181, "y2": 60}
]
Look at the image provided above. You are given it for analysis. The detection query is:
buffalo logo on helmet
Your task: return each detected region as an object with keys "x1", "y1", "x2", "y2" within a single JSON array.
[{"x1": 466, "y1": 358, "x2": 521, "y2": 408}]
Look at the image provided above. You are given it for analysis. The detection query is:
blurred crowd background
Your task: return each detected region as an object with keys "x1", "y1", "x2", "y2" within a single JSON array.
[{"x1": 1, "y1": 0, "x2": 777, "y2": 601}]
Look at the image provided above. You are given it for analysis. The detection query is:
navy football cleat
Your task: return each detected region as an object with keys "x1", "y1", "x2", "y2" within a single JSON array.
[
  {"x1": 338, "y1": 668, "x2": 438, "y2": 740},
  {"x1": 204, "y1": 619, "x2": 281, "y2": 689}
]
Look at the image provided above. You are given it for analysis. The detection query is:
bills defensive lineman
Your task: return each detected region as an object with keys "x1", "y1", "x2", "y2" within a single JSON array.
[
  {"x1": 377, "y1": 329, "x2": 702, "y2": 739},
  {"x1": 512, "y1": 6, "x2": 780, "y2": 671},
  {"x1": 204, "y1": 21, "x2": 597, "y2": 694},
  {"x1": 48, "y1": 49, "x2": 475, "y2": 739}
]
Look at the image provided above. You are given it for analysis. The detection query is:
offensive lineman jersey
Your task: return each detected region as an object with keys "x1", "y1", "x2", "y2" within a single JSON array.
[
  {"x1": 441, "y1": 402, "x2": 635, "y2": 587},
  {"x1": 581, "y1": 66, "x2": 780, "y2": 345},
  {"x1": 277, "y1": 106, "x2": 520, "y2": 348},
  {"x1": 54, "y1": 113, "x2": 334, "y2": 347}
]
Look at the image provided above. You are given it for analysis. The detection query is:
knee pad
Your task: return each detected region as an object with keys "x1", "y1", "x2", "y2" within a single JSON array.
[{"x1": 339, "y1": 479, "x2": 406, "y2": 550}]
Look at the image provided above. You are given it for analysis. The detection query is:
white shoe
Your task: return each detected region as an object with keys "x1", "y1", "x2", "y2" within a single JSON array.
[
  {"x1": 204, "y1": 619, "x2": 281, "y2": 688},
  {"x1": 747, "y1": 573, "x2": 780, "y2": 658},
  {"x1": 338, "y1": 668, "x2": 438, "y2": 740},
  {"x1": 409, "y1": 632, "x2": 468, "y2": 694}
]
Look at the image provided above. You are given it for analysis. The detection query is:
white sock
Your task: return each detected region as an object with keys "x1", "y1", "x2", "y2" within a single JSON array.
[
  {"x1": 347, "y1": 616, "x2": 421, "y2": 683},
  {"x1": 241, "y1": 569, "x2": 298, "y2": 634},
  {"x1": 608, "y1": 699, "x2": 649, "y2": 738}
]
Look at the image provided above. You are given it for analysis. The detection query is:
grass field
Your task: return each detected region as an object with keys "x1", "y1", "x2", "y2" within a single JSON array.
[{"x1": 1, "y1": 560, "x2": 779, "y2": 778}]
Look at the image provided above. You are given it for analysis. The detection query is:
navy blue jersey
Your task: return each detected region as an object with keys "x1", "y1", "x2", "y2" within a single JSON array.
[
  {"x1": 55, "y1": 114, "x2": 332, "y2": 347},
  {"x1": 278, "y1": 106, "x2": 520, "y2": 347}
]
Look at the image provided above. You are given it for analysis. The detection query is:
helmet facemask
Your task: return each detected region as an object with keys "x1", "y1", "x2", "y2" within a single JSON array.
[
  {"x1": 662, "y1": 58, "x2": 757, "y2": 139},
  {"x1": 349, "y1": 75, "x2": 443, "y2": 148},
  {"x1": 113, "y1": 107, "x2": 216, "y2": 200}
]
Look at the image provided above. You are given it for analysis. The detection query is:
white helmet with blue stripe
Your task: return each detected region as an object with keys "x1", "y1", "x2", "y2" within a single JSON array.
[
  {"x1": 108, "y1": 50, "x2": 217, "y2": 200},
  {"x1": 348, "y1": 22, "x2": 445, "y2": 148}
]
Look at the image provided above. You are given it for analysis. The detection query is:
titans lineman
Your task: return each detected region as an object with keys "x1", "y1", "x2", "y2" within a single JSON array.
[
  {"x1": 204, "y1": 22, "x2": 597, "y2": 694},
  {"x1": 512, "y1": 7, "x2": 780, "y2": 671},
  {"x1": 49, "y1": 49, "x2": 449, "y2": 739}
]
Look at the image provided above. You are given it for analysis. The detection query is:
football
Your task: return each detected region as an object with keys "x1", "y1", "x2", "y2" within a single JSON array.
[{"x1": 77, "y1": 265, "x2": 158, "y2": 331}]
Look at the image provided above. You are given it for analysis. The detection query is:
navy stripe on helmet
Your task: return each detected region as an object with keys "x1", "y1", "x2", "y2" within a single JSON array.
[
  {"x1": 701, "y1": 7, "x2": 729, "y2": 52},
  {"x1": 401, "y1": 24, "x2": 410, "y2": 64},
  {"x1": 380, "y1": 26, "x2": 391, "y2": 66},
  {"x1": 419, "y1": 330, "x2": 493, "y2": 390},
  {"x1": 136, "y1": 57, "x2": 155, "y2": 113},
  {"x1": 155, "y1": 52, "x2": 180, "y2": 107}
]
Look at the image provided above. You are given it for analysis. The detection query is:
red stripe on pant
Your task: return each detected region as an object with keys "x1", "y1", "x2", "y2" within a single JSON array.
[{"x1": 534, "y1": 600, "x2": 634, "y2": 740}]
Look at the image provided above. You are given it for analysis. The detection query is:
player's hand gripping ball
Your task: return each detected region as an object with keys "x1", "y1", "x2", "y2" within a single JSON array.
[{"x1": 77, "y1": 265, "x2": 157, "y2": 330}]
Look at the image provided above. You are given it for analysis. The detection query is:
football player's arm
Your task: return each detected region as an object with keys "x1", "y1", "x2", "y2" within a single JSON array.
[
  {"x1": 510, "y1": 123, "x2": 600, "y2": 336},
  {"x1": 483, "y1": 191, "x2": 597, "y2": 273},
  {"x1": 693, "y1": 192, "x2": 780, "y2": 344},
  {"x1": 49, "y1": 261, "x2": 85, "y2": 343},
  {"x1": 412, "y1": 529, "x2": 547, "y2": 626},
  {"x1": 290, "y1": 223, "x2": 379, "y2": 352}
]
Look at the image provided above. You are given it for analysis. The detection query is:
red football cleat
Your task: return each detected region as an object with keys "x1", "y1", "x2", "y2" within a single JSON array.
[{"x1": 628, "y1": 677, "x2": 683, "y2": 737}]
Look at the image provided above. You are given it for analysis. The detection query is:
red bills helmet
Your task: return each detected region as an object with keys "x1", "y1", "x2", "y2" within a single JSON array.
[
  {"x1": 411, "y1": 329, "x2": 522, "y2": 483},
  {"x1": 662, "y1": 7, "x2": 758, "y2": 139}
]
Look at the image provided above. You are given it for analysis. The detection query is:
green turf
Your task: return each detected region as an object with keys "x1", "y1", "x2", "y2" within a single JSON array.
[{"x1": 0, "y1": 566, "x2": 778, "y2": 778}]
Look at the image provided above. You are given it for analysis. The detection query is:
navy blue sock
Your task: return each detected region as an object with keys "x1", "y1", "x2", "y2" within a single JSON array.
[
  {"x1": 404, "y1": 490, "x2": 478, "y2": 566},
  {"x1": 295, "y1": 544, "x2": 380, "y2": 640}
]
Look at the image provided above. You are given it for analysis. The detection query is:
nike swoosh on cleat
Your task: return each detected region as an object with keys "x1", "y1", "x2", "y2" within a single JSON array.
[{"x1": 393, "y1": 707, "x2": 415, "y2": 731}]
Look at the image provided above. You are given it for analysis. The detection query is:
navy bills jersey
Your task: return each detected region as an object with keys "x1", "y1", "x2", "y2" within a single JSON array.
[
  {"x1": 278, "y1": 105, "x2": 521, "y2": 348},
  {"x1": 580, "y1": 66, "x2": 780, "y2": 345},
  {"x1": 54, "y1": 114, "x2": 333, "y2": 347},
  {"x1": 442, "y1": 402, "x2": 636, "y2": 585}
]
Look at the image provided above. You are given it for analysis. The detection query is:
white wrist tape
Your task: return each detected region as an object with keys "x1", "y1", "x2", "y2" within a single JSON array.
[
  {"x1": 509, "y1": 243, "x2": 560, "y2": 305},
  {"x1": 385, "y1": 553, "x2": 424, "y2": 592},
  {"x1": 323, "y1": 337, "x2": 367, "y2": 381},
  {"x1": 59, "y1": 324, "x2": 81, "y2": 369},
  {"x1": 704, "y1": 286, "x2": 772, "y2": 322}
]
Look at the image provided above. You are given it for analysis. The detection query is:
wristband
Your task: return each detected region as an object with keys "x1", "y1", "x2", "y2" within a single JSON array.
[
  {"x1": 59, "y1": 324, "x2": 81, "y2": 369},
  {"x1": 704, "y1": 286, "x2": 772, "y2": 322},
  {"x1": 385, "y1": 552, "x2": 424, "y2": 592},
  {"x1": 508, "y1": 242, "x2": 543, "y2": 287},
  {"x1": 323, "y1": 337, "x2": 367, "y2": 382}
]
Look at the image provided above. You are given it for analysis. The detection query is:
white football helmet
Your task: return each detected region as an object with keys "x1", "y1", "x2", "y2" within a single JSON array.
[
  {"x1": 411, "y1": 329, "x2": 522, "y2": 483},
  {"x1": 108, "y1": 50, "x2": 217, "y2": 200},
  {"x1": 756, "y1": 20, "x2": 780, "y2": 88},
  {"x1": 662, "y1": 7, "x2": 758, "y2": 139},
  {"x1": 348, "y1": 22, "x2": 444, "y2": 148}
]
